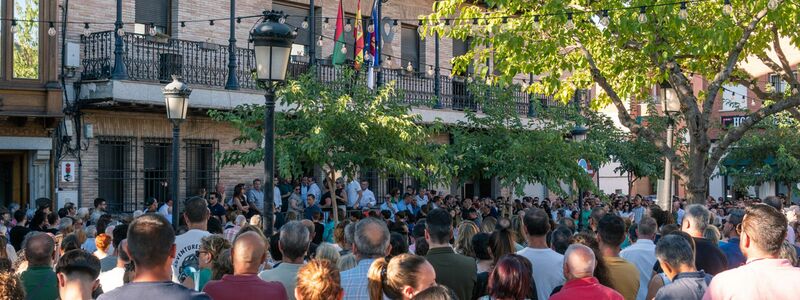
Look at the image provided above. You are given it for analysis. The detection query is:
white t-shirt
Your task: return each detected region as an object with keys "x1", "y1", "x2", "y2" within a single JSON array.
[
  {"x1": 359, "y1": 189, "x2": 377, "y2": 208},
  {"x1": 5, "y1": 244, "x2": 17, "y2": 263},
  {"x1": 99, "y1": 267, "x2": 126, "y2": 293},
  {"x1": 158, "y1": 204, "x2": 172, "y2": 224},
  {"x1": 273, "y1": 187, "x2": 282, "y2": 210},
  {"x1": 346, "y1": 180, "x2": 361, "y2": 207},
  {"x1": 171, "y1": 229, "x2": 211, "y2": 283},
  {"x1": 516, "y1": 247, "x2": 565, "y2": 300},
  {"x1": 620, "y1": 239, "x2": 657, "y2": 300}
]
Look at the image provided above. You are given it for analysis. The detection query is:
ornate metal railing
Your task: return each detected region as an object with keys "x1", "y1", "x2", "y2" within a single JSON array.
[{"x1": 81, "y1": 31, "x2": 575, "y2": 116}]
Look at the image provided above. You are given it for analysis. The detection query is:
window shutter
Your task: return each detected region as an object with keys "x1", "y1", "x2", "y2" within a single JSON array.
[
  {"x1": 135, "y1": 0, "x2": 169, "y2": 29},
  {"x1": 401, "y1": 27, "x2": 419, "y2": 70}
]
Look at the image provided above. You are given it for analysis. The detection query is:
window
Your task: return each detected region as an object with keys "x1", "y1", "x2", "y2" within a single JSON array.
[
  {"x1": 273, "y1": 2, "x2": 322, "y2": 58},
  {"x1": 185, "y1": 140, "x2": 218, "y2": 199},
  {"x1": 1, "y1": 0, "x2": 41, "y2": 79},
  {"x1": 142, "y1": 138, "x2": 172, "y2": 204},
  {"x1": 135, "y1": 0, "x2": 170, "y2": 35},
  {"x1": 401, "y1": 25, "x2": 424, "y2": 72},
  {"x1": 769, "y1": 72, "x2": 797, "y2": 94},
  {"x1": 452, "y1": 38, "x2": 472, "y2": 74},
  {"x1": 722, "y1": 84, "x2": 747, "y2": 111},
  {"x1": 97, "y1": 137, "x2": 137, "y2": 213}
]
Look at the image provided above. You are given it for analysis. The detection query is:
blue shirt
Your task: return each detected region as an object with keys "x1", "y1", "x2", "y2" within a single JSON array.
[
  {"x1": 653, "y1": 271, "x2": 711, "y2": 300},
  {"x1": 341, "y1": 258, "x2": 376, "y2": 300},
  {"x1": 719, "y1": 238, "x2": 746, "y2": 269}
]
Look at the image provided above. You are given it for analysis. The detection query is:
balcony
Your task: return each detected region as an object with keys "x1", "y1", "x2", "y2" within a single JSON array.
[{"x1": 80, "y1": 31, "x2": 571, "y2": 116}]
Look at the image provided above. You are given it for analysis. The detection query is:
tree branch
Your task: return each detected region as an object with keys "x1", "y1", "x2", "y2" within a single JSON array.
[
  {"x1": 703, "y1": 7, "x2": 770, "y2": 117},
  {"x1": 705, "y1": 94, "x2": 800, "y2": 177},
  {"x1": 771, "y1": 25, "x2": 800, "y2": 87},
  {"x1": 574, "y1": 38, "x2": 689, "y2": 176}
]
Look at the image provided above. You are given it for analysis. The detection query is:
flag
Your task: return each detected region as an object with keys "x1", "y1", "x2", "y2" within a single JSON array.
[
  {"x1": 353, "y1": 0, "x2": 365, "y2": 70},
  {"x1": 332, "y1": 0, "x2": 346, "y2": 65},
  {"x1": 366, "y1": 0, "x2": 381, "y2": 88}
]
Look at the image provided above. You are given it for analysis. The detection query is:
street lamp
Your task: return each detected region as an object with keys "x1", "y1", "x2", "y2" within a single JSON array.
[
  {"x1": 659, "y1": 81, "x2": 680, "y2": 212},
  {"x1": 163, "y1": 75, "x2": 191, "y2": 229},
  {"x1": 571, "y1": 124, "x2": 588, "y2": 230},
  {"x1": 251, "y1": 10, "x2": 296, "y2": 237}
]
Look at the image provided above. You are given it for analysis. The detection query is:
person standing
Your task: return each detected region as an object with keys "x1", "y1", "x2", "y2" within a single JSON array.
[
  {"x1": 56, "y1": 249, "x2": 102, "y2": 300},
  {"x1": 681, "y1": 205, "x2": 727, "y2": 275},
  {"x1": 340, "y1": 218, "x2": 392, "y2": 300},
  {"x1": 307, "y1": 177, "x2": 322, "y2": 208},
  {"x1": 159, "y1": 199, "x2": 174, "y2": 224},
  {"x1": 90, "y1": 198, "x2": 107, "y2": 224},
  {"x1": 204, "y1": 232, "x2": 287, "y2": 300},
  {"x1": 97, "y1": 214, "x2": 209, "y2": 300},
  {"x1": 598, "y1": 214, "x2": 640, "y2": 300},
  {"x1": 620, "y1": 217, "x2": 658, "y2": 300},
  {"x1": 702, "y1": 204, "x2": 800, "y2": 299},
  {"x1": 20, "y1": 232, "x2": 58, "y2": 300},
  {"x1": 99, "y1": 239, "x2": 129, "y2": 293},
  {"x1": 273, "y1": 177, "x2": 284, "y2": 213},
  {"x1": 550, "y1": 244, "x2": 624, "y2": 300},
  {"x1": 208, "y1": 192, "x2": 227, "y2": 224},
  {"x1": 653, "y1": 235, "x2": 710, "y2": 300},
  {"x1": 346, "y1": 178, "x2": 361, "y2": 210},
  {"x1": 258, "y1": 221, "x2": 309, "y2": 300},
  {"x1": 631, "y1": 196, "x2": 646, "y2": 225},
  {"x1": 247, "y1": 179, "x2": 265, "y2": 214},
  {"x1": 424, "y1": 209, "x2": 476, "y2": 300},
  {"x1": 718, "y1": 209, "x2": 745, "y2": 268},
  {"x1": 517, "y1": 208, "x2": 565, "y2": 300},
  {"x1": 173, "y1": 197, "x2": 212, "y2": 283},
  {"x1": 355, "y1": 180, "x2": 376, "y2": 210},
  {"x1": 8, "y1": 210, "x2": 30, "y2": 251}
]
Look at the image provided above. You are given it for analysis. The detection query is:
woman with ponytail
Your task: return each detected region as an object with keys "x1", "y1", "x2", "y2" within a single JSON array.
[{"x1": 367, "y1": 253, "x2": 437, "y2": 300}]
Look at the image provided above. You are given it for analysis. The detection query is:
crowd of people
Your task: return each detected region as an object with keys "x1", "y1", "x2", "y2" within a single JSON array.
[{"x1": 1, "y1": 176, "x2": 800, "y2": 300}]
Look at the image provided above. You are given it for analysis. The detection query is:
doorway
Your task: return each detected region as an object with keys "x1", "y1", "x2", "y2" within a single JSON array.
[{"x1": 0, "y1": 151, "x2": 29, "y2": 208}]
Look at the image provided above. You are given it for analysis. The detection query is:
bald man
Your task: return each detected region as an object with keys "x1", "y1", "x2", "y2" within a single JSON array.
[
  {"x1": 550, "y1": 244, "x2": 624, "y2": 300},
  {"x1": 203, "y1": 232, "x2": 287, "y2": 300}
]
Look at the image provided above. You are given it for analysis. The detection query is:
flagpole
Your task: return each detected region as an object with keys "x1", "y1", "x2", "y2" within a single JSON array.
[{"x1": 376, "y1": 0, "x2": 383, "y2": 87}]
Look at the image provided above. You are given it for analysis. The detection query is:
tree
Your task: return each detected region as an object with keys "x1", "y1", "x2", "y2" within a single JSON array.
[
  {"x1": 210, "y1": 70, "x2": 445, "y2": 222},
  {"x1": 445, "y1": 83, "x2": 613, "y2": 197},
  {"x1": 13, "y1": 0, "x2": 40, "y2": 79},
  {"x1": 607, "y1": 134, "x2": 665, "y2": 196},
  {"x1": 427, "y1": 0, "x2": 800, "y2": 203},
  {"x1": 722, "y1": 117, "x2": 800, "y2": 199}
]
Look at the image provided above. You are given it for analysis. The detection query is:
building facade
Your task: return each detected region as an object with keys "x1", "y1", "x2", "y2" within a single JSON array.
[
  {"x1": 47, "y1": 0, "x2": 569, "y2": 212},
  {"x1": 0, "y1": 0, "x2": 62, "y2": 210}
]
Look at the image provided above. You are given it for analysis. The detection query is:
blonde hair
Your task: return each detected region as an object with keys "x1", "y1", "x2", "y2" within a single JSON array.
[
  {"x1": 315, "y1": 243, "x2": 340, "y2": 265},
  {"x1": 454, "y1": 221, "x2": 480, "y2": 257},
  {"x1": 703, "y1": 226, "x2": 721, "y2": 244},
  {"x1": 0, "y1": 272, "x2": 25, "y2": 299},
  {"x1": 367, "y1": 254, "x2": 429, "y2": 300},
  {"x1": 296, "y1": 259, "x2": 342, "y2": 300},
  {"x1": 337, "y1": 254, "x2": 357, "y2": 272},
  {"x1": 249, "y1": 215, "x2": 263, "y2": 227}
]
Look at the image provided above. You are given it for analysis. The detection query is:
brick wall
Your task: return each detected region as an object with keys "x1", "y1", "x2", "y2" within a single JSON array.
[{"x1": 62, "y1": 109, "x2": 263, "y2": 209}]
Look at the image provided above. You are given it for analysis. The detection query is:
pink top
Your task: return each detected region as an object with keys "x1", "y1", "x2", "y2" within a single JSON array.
[{"x1": 702, "y1": 258, "x2": 800, "y2": 300}]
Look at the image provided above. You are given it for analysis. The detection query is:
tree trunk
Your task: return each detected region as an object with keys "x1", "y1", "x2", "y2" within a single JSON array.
[
  {"x1": 685, "y1": 171, "x2": 709, "y2": 205},
  {"x1": 328, "y1": 169, "x2": 339, "y2": 223}
]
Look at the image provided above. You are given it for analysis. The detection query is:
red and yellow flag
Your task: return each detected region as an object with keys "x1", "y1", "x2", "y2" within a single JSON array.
[{"x1": 353, "y1": 0, "x2": 365, "y2": 70}]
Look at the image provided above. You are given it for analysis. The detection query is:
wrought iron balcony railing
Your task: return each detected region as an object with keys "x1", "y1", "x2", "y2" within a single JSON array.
[{"x1": 81, "y1": 31, "x2": 573, "y2": 116}]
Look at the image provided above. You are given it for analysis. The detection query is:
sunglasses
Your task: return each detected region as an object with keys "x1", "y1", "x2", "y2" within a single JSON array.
[{"x1": 195, "y1": 250, "x2": 209, "y2": 257}]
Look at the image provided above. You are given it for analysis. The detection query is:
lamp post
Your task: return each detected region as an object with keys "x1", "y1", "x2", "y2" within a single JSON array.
[
  {"x1": 111, "y1": 0, "x2": 127, "y2": 80},
  {"x1": 251, "y1": 10, "x2": 297, "y2": 237},
  {"x1": 163, "y1": 76, "x2": 191, "y2": 230},
  {"x1": 659, "y1": 82, "x2": 680, "y2": 213},
  {"x1": 571, "y1": 125, "x2": 588, "y2": 230}
]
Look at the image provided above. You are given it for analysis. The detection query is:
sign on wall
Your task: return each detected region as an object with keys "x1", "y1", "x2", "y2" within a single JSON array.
[{"x1": 61, "y1": 161, "x2": 76, "y2": 183}]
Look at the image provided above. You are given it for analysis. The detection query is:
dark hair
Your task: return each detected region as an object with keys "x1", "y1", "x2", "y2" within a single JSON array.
[
  {"x1": 597, "y1": 214, "x2": 626, "y2": 246},
  {"x1": 523, "y1": 208, "x2": 550, "y2": 236},
  {"x1": 550, "y1": 225, "x2": 573, "y2": 255},
  {"x1": 744, "y1": 203, "x2": 788, "y2": 255},
  {"x1": 412, "y1": 222, "x2": 426, "y2": 239},
  {"x1": 126, "y1": 214, "x2": 175, "y2": 268},
  {"x1": 411, "y1": 285, "x2": 459, "y2": 300},
  {"x1": 471, "y1": 232, "x2": 492, "y2": 260},
  {"x1": 233, "y1": 184, "x2": 246, "y2": 198},
  {"x1": 763, "y1": 196, "x2": 783, "y2": 211},
  {"x1": 25, "y1": 232, "x2": 55, "y2": 266},
  {"x1": 93, "y1": 198, "x2": 106, "y2": 208},
  {"x1": 13, "y1": 210, "x2": 26, "y2": 223},
  {"x1": 488, "y1": 228, "x2": 516, "y2": 264},
  {"x1": 487, "y1": 254, "x2": 532, "y2": 300},
  {"x1": 112, "y1": 224, "x2": 129, "y2": 250},
  {"x1": 570, "y1": 232, "x2": 612, "y2": 287},
  {"x1": 209, "y1": 192, "x2": 221, "y2": 200},
  {"x1": 30, "y1": 210, "x2": 47, "y2": 228},
  {"x1": 61, "y1": 234, "x2": 82, "y2": 253},
  {"x1": 414, "y1": 237, "x2": 429, "y2": 256},
  {"x1": 183, "y1": 196, "x2": 209, "y2": 223},
  {"x1": 56, "y1": 249, "x2": 102, "y2": 280},
  {"x1": 96, "y1": 214, "x2": 113, "y2": 236},
  {"x1": 269, "y1": 233, "x2": 283, "y2": 261},
  {"x1": 426, "y1": 209, "x2": 452, "y2": 244},
  {"x1": 389, "y1": 232, "x2": 409, "y2": 258},
  {"x1": 207, "y1": 217, "x2": 223, "y2": 234}
]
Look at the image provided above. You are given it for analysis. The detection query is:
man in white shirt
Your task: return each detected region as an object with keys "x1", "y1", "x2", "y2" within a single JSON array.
[
  {"x1": 620, "y1": 216, "x2": 658, "y2": 300},
  {"x1": 631, "y1": 195, "x2": 646, "y2": 224},
  {"x1": 99, "y1": 239, "x2": 128, "y2": 292},
  {"x1": 346, "y1": 178, "x2": 361, "y2": 209},
  {"x1": 247, "y1": 179, "x2": 265, "y2": 212},
  {"x1": 307, "y1": 177, "x2": 321, "y2": 207},
  {"x1": 356, "y1": 180, "x2": 376, "y2": 209},
  {"x1": 517, "y1": 208, "x2": 565, "y2": 300},
  {"x1": 272, "y1": 177, "x2": 282, "y2": 212},
  {"x1": 158, "y1": 199, "x2": 173, "y2": 224},
  {"x1": 172, "y1": 197, "x2": 211, "y2": 283},
  {"x1": 415, "y1": 189, "x2": 429, "y2": 207}
]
